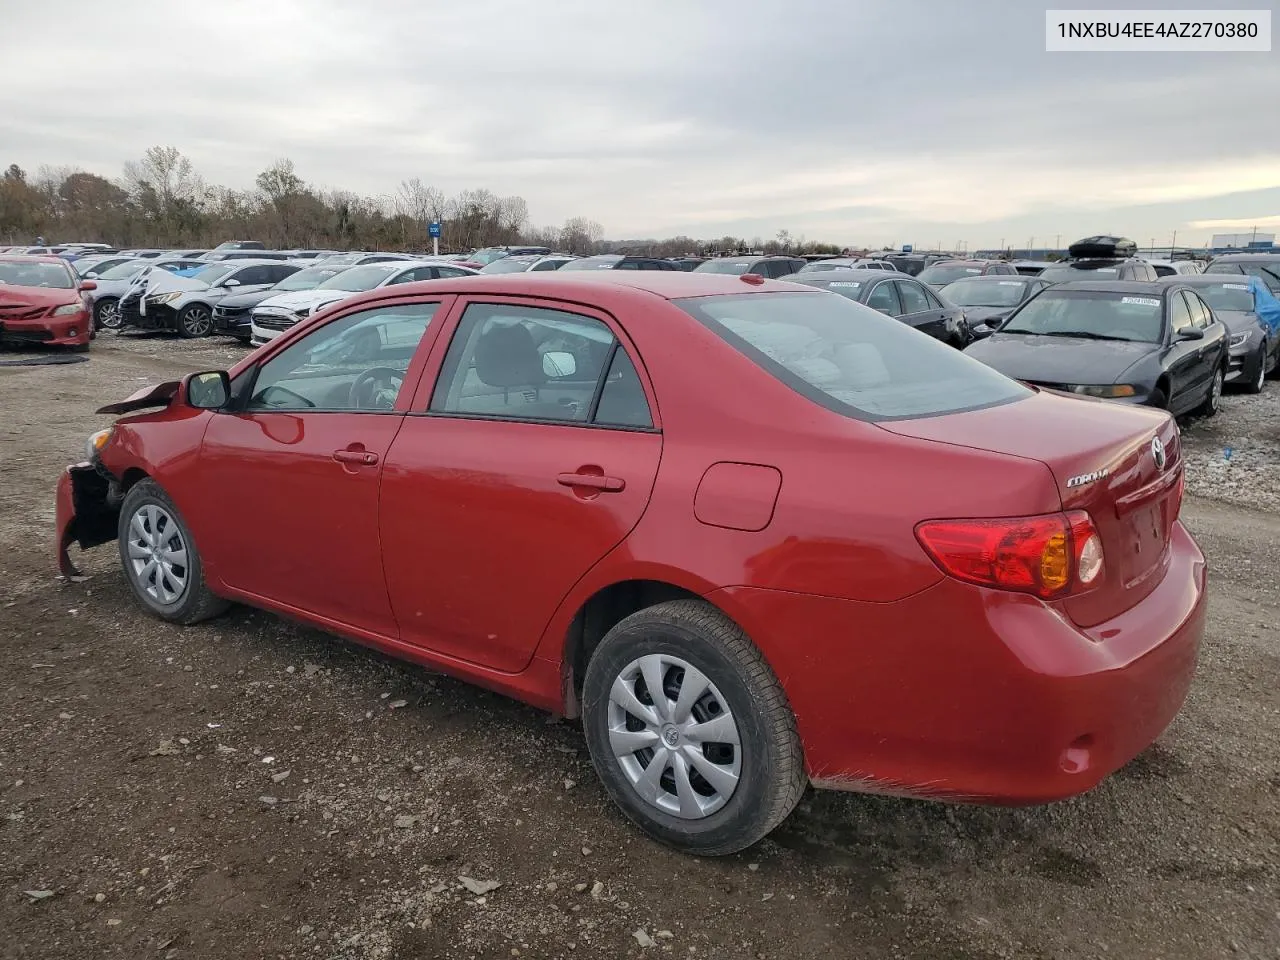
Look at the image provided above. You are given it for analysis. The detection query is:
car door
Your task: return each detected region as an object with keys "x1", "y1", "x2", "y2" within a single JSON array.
[
  {"x1": 379, "y1": 297, "x2": 662, "y2": 673},
  {"x1": 1186, "y1": 290, "x2": 1225, "y2": 387},
  {"x1": 192, "y1": 298, "x2": 449, "y2": 636},
  {"x1": 1162, "y1": 291, "x2": 1203, "y2": 413},
  {"x1": 893, "y1": 279, "x2": 949, "y2": 341}
]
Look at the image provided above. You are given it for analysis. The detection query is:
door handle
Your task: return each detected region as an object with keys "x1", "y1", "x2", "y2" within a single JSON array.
[
  {"x1": 557, "y1": 472, "x2": 625, "y2": 492},
  {"x1": 333, "y1": 449, "x2": 378, "y2": 466}
]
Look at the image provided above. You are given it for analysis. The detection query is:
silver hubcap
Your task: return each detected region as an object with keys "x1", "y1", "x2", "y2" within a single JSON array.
[
  {"x1": 1211, "y1": 371, "x2": 1222, "y2": 407},
  {"x1": 607, "y1": 654, "x2": 742, "y2": 819},
  {"x1": 1255, "y1": 355, "x2": 1265, "y2": 390},
  {"x1": 126, "y1": 504, "x2": 189, "y2": 605},
  {"x1": 184, "y1": 308, "x2": 211, "y2": 336},
  {"x1": 98, "y1": 300, "x2": 120, "y2": 328}
]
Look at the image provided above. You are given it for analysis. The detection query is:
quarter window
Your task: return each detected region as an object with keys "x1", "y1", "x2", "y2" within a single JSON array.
[
  {"x1": 247, "y1": 303, "x2": 438, "y2": 412},
  {"x1": 430, "y1": 303, "x2": 650, "y2": 428}
]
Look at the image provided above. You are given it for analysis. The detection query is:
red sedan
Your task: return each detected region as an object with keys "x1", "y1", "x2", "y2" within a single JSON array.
[
  {"x1": 0, "y1": 255, "x2": 95, "y2": 349},
  {"x1": 55, "y1": 272, "x2": 1205, "y2": 854}
]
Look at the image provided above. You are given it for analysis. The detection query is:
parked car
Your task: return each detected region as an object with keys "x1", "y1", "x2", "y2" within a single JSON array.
[
  {"x1": 785, "y1": 269, "x2": 970, "y2": 346},
  {"x1": 200, "y1": 250, "x2": 293, "y2": 262},
  {"x1": 55, "y1": 270, "x2": 1206, "y2": 855},
  {"x1": 118, "y1": 260, "x2": 304, "y2": 338},
  {"x1": 249, "y1": 260, "x2": 477, "y2": 345},
  {"x1": 212, "y1": 240, "x2": 266, "y2": 251},
  {"x1": 0, "y1": 255, "x2": 94, "y2": 349},
  {"x1": 1036, "y1": 237, "x2": 1160, "y2": 284},
  {"x1": 455, "y1": 245, "x2": 553, "y2": 269},
  {"x1": 965, "y1": 280, "x2": 1227, "y2": 415},
  {"x1": 88, "y1": 258, "x2": 208, "y2": 329},
  {"x1": 1203, "y1": 253, "x2": 1280, "y2": 296},
  {"x1": 479, "y1": 254, "x2": 577, "y2": 274},
  {"x1": 559, "y1": 255, "x2": 681, "y2": 271},
  {"x1": 1145, "y1": 259, "x2": 1203, "y2": 278},
  {"x1": 212, "y1": 265, "x2": 347, "y2": 342},
  {"x1": 314, "y1": 252, "x2": 418, "y2": 268},
  {"x1": 1010, "y1": 259, "x2": 1050, "y2": 277},
  {"x1": 917, "y1": 259, "x2": 1020, "y2": 288},
  {"x1": 667, "y1": 257, "x2": 707, "y2": 271},
  {"x1": 794, "y1": 257, "x2": 898, "y2": 274},
  {"x1": 69, "y1": 254, "x2": 128, "y2": 276},
  {"x1": 880, "y1": 254, "x2": 944, "y2": 276},
  {"x1": 938, "y1": 275, "x2": 1052, "y2": 339},
  {"x1": 1157, "y1": 275, "x2": 1279, "y2": 393},
  {"x1": 693, "y1": 256, "x2": 807, "y2": 279}
]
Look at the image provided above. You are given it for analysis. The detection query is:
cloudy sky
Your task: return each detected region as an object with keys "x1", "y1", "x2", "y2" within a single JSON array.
[{"x1": 1, "y1": 0, "x2": 1276, "y2": 248}]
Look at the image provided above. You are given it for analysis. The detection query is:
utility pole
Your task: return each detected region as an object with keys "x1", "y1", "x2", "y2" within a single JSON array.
[{"x1": 1171, "y1": 229, "x2": 1177, "y2": 253}]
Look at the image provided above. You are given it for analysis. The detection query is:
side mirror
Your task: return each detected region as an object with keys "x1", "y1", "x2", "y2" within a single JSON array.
[
  {"x1": 79, "y1": 280, "x2": 97, "y2": 291},
  {"x1": 542, "y1": 351, "x2": 577, "y2": 378},
  {"x1": 1177, "y1": 327, "x2": 1204, "y2": 342},
  {"x1": 222, "y1": 277, "x2": 241, "y2": 287},
  {"x1": 186, "y1": 370, "x2": 230, "y2": 410}
]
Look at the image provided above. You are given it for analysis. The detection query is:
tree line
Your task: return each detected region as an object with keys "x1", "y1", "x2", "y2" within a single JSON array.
[{"x1": 0, "y1": 146, "x2": 844, "y2": 257}]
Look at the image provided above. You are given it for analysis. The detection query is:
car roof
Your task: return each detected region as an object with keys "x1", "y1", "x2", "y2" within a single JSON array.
[
  {"x1": 0, "y1": 254, "x2": 69, "y2": 265},
  {"x1": 1210, "y1": 253, "x2": 1280, "y2": 261},
  {"x1": 944, "y1": 273, "x2": 1031, "y2": 282},
  {"x1": 1044, "y1": 279, "x2": 1171, "y2": 295},
  {"x1": 1155, "y1": 274, "x2": 1252, "y2": 287},
  {"x1": 216, "y1": 258, "x2": 298, "y2": 267},
  {"x1": 928, "y1": 258, "x2": 1000, "y2": 266}
]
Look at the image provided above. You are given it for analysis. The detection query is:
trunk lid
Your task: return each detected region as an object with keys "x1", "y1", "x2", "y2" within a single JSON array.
[{"x1": 880, "y1": 389, "x2": 1182, "y2": 625}]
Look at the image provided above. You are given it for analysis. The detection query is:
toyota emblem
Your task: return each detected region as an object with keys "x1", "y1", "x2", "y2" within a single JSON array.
[{"x1": 1151, "y1": 437, "x2": 1167, "y2": 470}]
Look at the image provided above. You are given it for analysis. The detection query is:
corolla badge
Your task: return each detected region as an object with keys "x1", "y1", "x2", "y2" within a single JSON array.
[
  {"x1": 1065, "y1": 468, "x2": 1109, "y2": 488},
  {"x1": 1151, "y1": 436, "x2": 1167, "y2": 470}
]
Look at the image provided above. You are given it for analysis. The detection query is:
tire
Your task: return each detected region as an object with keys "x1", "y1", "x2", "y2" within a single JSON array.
[
  {"x1": 117, "y1": 479, "x2": 229, "y2": 625},
  {"x1": 1242, "y1": 347, "x2": 1266, "y2": 394},
  {"x1": 177, "y1": 304, "x2": 214, "y2": 339},
  {"x1": 581, "y1": 599, "x2": 805, "y2": 856},
  {"x1": 1147, "y1": 387, "x2": 1168, "y2": 410},
  {"x1": 94, "y1": 297, "x2": 121, "y2": 330},
  {"x1": 1194, "y1": 365, "x2": 1224, "y2": 417}
]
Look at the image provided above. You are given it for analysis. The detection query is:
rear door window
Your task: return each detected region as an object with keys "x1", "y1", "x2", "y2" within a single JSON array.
[
  {"x1": 896, "y1": 280, "x2": 931, "y2": 315},
  {"x1": 675, "y1": 292, "x2": 1028, "y2": 421},
  {"x1": 1170, "y1": 293, "x2": 1194, "y2": 334},
  {"x1": 865, "y1": 280, "x2": 901, "y2": 316}
]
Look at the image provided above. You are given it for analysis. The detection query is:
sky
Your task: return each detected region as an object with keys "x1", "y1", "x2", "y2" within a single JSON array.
[{"x1": 1, "y1": 0, "x2": 1277, "y2": 248}]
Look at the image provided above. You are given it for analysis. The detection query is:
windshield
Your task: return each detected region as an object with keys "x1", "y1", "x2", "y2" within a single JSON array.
[
  {"x1": 675, "y1": 292, "x2": 1028, "y2": 420},
  {"x1": 98, "y1": 260, "x2": 148, "y2": 280},
  {"x1": 318, "y1": 263, "x2": 399, "y2": 291},
  {"x1": 560, "y1": 257, "x2": 621, "y2": 271},
  {"x1": 192, "y1": 264, "x2": 235, "y2": 284},
  {"x1": 797, "y1": 260, "x2": 856, "y2": 273},
  {"x1": 480, "y1": 258, "x2": 536, "y2": 274},
  {"x1": 1194, "y1": 281, "x2": 1255, "y2": 313},
  {"x1": 1238, "y1": 262, "x2": 1280, "y2": 293},
  {"x1": 918, "y1": 264, "x2": 985, "y2": 285},
  {"x1": 275, "y1": 267, "x2": 340, "y2": 291},
  {"x1": 467, "y1": 248, "x2": 511, "y2": 266},
  {"x1": 1001, "y1": 290, "x2": 1163, "y2": 343},
  {"x1": 940, "y1": 278, "x2": 1029, "y2": 307},
  {"x1": 0, "y1": 260, "x2": 75, "y2": 289},
  {"x1": 695, "y1": 260, "x2": 753, "y2": 275},
  {"x1": 1038, "y1": 264, "x2": 1121, "y2": 282}
]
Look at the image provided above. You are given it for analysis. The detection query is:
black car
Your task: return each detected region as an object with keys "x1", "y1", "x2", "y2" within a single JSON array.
[
  {"x1": 1036, "y1": 236, "x2": 1159, "y2": 284},
  {"x1": 964, "y1": 280, "x2": 1227, "y2": 416},
  {"x1": 785, "y1": 269, "x2": 970, "y2": 347},
  {"x1": 559, "y1": 255, "x2": 682, "y2": 271},
  {"x1": 1157, "y1": 275, "x2": 1278, "y2": 393},
  {"x1": 667, "y1": 257, "x2": 708, "y2": 271},
  {"x1": 693, "y1": 255, "x2": 807, "y2": 279},
  {"x1": 1203, "y1": 253, "x2": 1280, "y2": 296},
  {"x1": 211, "y1": 264, "x2": 346, "y2": 342},
  {"x1": 937, "y1": 275, "x2": 1051, "y2": 339},
  {"x1": 916, "y1": 259, "x2": 1020, "y2": 288}
]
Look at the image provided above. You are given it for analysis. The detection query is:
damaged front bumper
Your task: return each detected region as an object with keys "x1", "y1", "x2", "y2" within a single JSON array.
[{"x1": 55, "y1": 461, "x2": 121, "y2": 577}]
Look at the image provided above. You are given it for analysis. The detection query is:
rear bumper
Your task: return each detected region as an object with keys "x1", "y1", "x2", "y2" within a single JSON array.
[
  {"x1": 55, "y1": 463, "x2": 120, "y2": 577},
  {"x1": 0, "y1": 311, "x2": 92, "y2": 347},
  {"x1": 711, "y1": 521, "x2": 1206, "y2": 805}
]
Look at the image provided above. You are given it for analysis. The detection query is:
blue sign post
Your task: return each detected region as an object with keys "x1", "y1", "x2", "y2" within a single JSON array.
[
  {"x1": 428, "y1": 221, "x2": 442, "y2": 256},
  {"x1": 428, "y1": 222, "x2": 441, "y2": 238}
]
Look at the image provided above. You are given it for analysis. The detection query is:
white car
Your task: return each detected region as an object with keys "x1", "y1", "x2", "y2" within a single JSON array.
[
  {"x1": 86, "y1": 257, "x2": 207, "y2": 329},
  {"x1": 118, "y1": 260, "x2": 303, "y2": 337},
  {"x1": 249, "y1": 260, "x2": 477, "y2": 345},
  {"x1": 1144, "y1": 259, "x2": 1204, "y2": 278}
]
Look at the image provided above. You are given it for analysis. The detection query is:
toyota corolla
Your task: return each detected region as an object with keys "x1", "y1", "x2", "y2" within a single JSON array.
[{"x1": 55, "y1": 272, "x2": 1205, "y2": 855}]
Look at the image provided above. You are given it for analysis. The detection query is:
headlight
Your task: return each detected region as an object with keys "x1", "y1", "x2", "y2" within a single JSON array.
[
  {"x1": 1229, "y1": 331, "x2": 1252, "y2": 347},
  {"x1": 1068, "y1": 384, "x2": 1137, "y2": 398},
  {"x1": 148, "y1": 292, "x2": 183, "y2": 305},
  {"x1": 53, "y1": 303, "x2": 86, "y2": 316},
  {"x1": 86, "y1": 427, "x2": 114, "y2": 460}
]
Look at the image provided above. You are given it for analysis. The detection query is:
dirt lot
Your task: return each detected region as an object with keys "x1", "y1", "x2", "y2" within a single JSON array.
[{"x1": 2, "y1": 333, "x2": 1278, "y2": 960}]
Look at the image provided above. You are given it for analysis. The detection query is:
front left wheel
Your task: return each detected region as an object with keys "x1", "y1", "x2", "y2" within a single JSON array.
[
  {"x1": 177, "y1": 304, "x2": 213, "y2": 339},
  {"x1": 581, "y1": 599, "x2": 805, "y2": 856},
  {"x1": 117, "y1": 479, "x2": 229, "y2": 624}
]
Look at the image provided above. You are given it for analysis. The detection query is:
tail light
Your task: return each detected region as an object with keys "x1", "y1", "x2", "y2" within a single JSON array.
[{"x1": 915, "y1": 511, "x2": 1103, "y2": 600}]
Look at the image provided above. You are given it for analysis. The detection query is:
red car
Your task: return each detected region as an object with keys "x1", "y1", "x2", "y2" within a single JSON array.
[
  {"x1": 55, "y1": 272, "x2": 1205, "y2": 855},
  {"x1": 0, "y1": 255, "x2": 95, "y2": 349}
]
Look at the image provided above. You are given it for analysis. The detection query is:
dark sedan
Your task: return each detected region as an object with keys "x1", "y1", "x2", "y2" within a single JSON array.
[
  {"x1": 917, "y1": 259, "x2": 1019, "y2": 288},
  {"x1": 211, "y1": 265, "x2": 345, "y2": 342},
  {"x1": 785, "y1": 269, "x2": 970, "y2": 347},
  {"x1": 965, "y1": 280, "x2": 1227, "y2": 416},
  {"x1": 1157, "y1": 275, "x2": 1278, "y2": 393},
  {"x1": 1203, "y1": 253, "x2": 1280, "y2": 296},
  {"x1": 559, "y1": 255, "x2": 680, "y2": 271},
  {"x1": 938, "y1": 275, "x2": 1051, "y2": 339},
  {"x1": 694, "y1": 255, "x2": 808, "y2": 279}
]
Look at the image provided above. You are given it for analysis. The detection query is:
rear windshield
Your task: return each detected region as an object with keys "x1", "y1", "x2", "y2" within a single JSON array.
[
  {"x1": 479, "y1": 258, "x2": 536, "y2": 274},
  {"x1": 694, "y1": 260, "x2": 753, "y2": 275},
  {"x1": 98, "y1": 260, "x2": 148, "y2": 279},
  {"x1": 1001, "y1": 290, "x2": 1163, "y2": 343},
  {"x1": 1038, "y1": 264, "x2": 1121, "y2": 282},
  {"x1": 1193, "y1": 281, "x2": 1255, "y2": 313},
  {"x1": 674, "y1": 292, "x2": 1028, "y2": 421},
  {"x1": 275, "y1": 267, "x2": 340, "y2": 291},
  {"x1": 941, "y1": 278, "x2": 1029, "y2": 307},
  {"x1": 0, "y1": 260, "x2": 75, "y2": 288},
  {"x1": 559, "y1": 257, "x2": 622, "y2": 271},
  {"x1": 318, "y1": 264, "x2": 399, "y2": 291},
  {"x1": 192, "y1": 264, "x2": 235, "y2": 284},
  {"x1": 918, "y1": 264, "x2": 984, "y2": 285}
]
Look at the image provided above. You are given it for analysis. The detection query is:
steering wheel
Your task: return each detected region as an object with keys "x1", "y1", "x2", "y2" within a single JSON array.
[{"x1": 349, "y1": 367, "x2": 404, "y2": 409}]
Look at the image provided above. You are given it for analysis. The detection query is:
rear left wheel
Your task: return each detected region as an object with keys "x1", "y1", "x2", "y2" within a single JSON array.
[
  {"x1": 581, "y1": 599, "x2": 805, "y2": 856},
  {"x1": 1194, "y1": 366, "x2": 1224, "y2": 417}
]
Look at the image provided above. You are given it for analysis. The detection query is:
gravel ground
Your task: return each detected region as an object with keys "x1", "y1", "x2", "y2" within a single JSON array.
[{"x1": 1, "y1": 333, "x2": 1278, "y2": 960}]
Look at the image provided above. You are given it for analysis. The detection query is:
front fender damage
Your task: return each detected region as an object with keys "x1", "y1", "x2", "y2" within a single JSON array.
[{"x1": 56, "y1": 463, "x2": 121, "y2": 578}]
